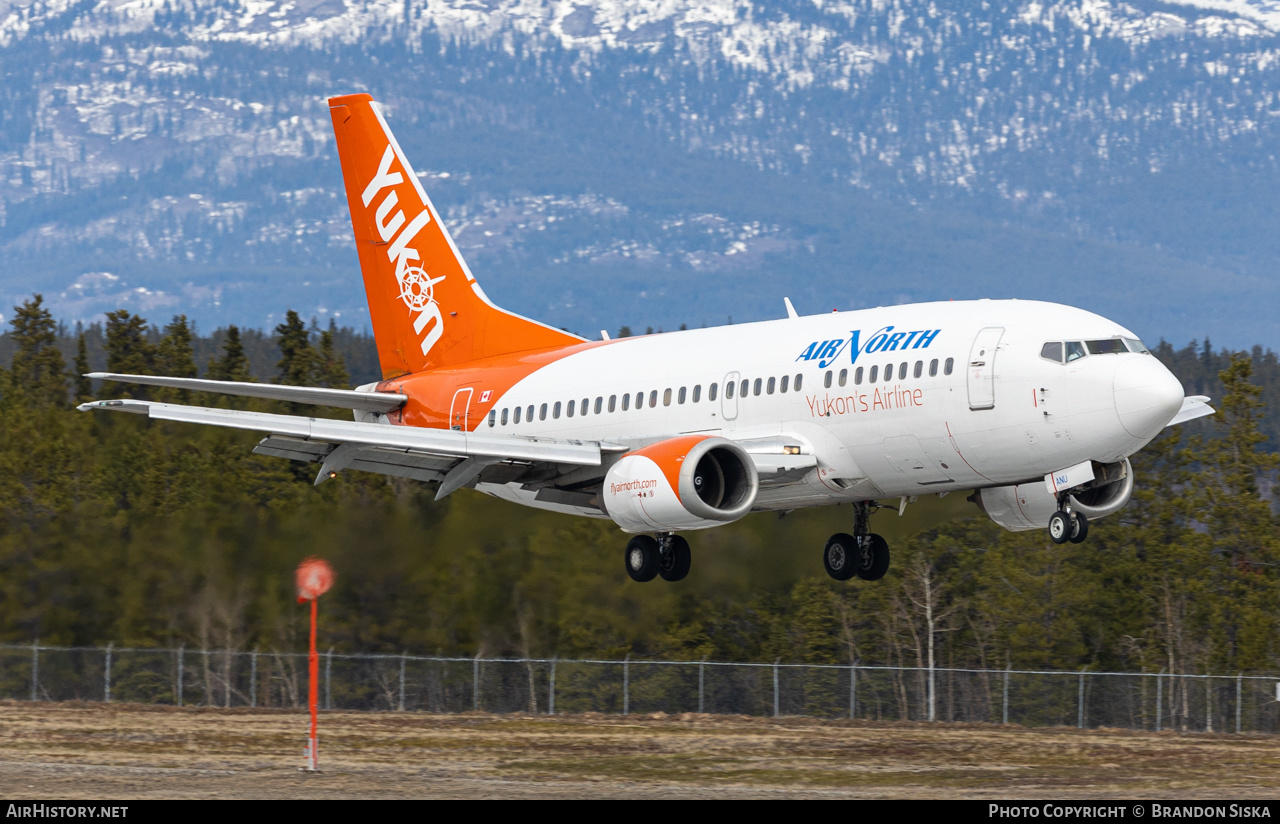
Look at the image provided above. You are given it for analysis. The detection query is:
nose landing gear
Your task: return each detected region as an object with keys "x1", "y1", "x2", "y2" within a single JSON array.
[
  {"x1": 625, "y1": 533, "x2": 692, "y2": 583},
  {"x1": 824, "y1": 502, "x2": 891, "y2": 582}
]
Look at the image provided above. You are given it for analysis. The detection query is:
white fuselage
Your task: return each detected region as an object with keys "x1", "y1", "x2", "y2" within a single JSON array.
[{"x1": 475, "y1": 299, "x2": 1182, "y2": 519}]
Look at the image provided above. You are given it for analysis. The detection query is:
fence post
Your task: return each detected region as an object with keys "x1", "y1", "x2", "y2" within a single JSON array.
[
  {"x1": 250, "y1": 649, "x2": 258, "y2": 708},
  {"x1": 773, "y1": 659, "x2": 780, "y2": 718},
  {"x1": 325, "y1": 647, "x2": 333, "y2": 711},
  {"x1": 177, "y1": 645, "x2": 184, "y2": 707},
  {"x1": 1236, "y1": 673, "x2": 1242, "y2": 734},
  {"x1": 698, "y1": 657, "x2": 705, "y2": 714},
  {"x1": 399, "y1": 653, "x2": 406, "y2": 712},
  {"x1": 1077, "y1": 668, "x2": 1086, "y2": 729},
  {"x1": 31, "y1": 639, "x2": 38, "y2": 702},
  {"x1": 850, "y1": 661, "x2": 858, "y2": 720},
  {"x1": 472, "y1": 654, "x2": 480, "y2": 712},
  {"x1": 104, "y1": 643, "x2": 113, "y2": 704},
  {"x1": 623, "y1": 655, "x2": 630, "y2": 716},
  {"x1": 1156, "y1": 669, "x2": 1164, "y2": 732},
  {"x1": 1002, "y1": 663, "x2": 1009, "y2": 725},
  {"x1": 549, "y1": 658, "x2": 556, "y2": 716}
]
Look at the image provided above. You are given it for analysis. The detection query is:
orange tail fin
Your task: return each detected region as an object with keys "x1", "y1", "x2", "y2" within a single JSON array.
[{"x1": 328, "y1": 93, "x2": 583, "y2": 379}]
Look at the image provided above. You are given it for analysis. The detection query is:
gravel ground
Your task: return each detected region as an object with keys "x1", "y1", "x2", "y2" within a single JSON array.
[{"x1": 2, "y1": 701, "x2": 1279, "y2": 799}]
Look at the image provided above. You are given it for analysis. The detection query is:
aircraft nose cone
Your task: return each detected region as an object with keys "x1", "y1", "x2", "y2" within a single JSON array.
[{"x1": 1113, "y1": 356, "x2": 1184, "y2": 440}]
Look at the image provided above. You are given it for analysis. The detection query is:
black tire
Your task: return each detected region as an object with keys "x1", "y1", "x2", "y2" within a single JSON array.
[
  {"x1": 823, "y1": 533, "x2": 858, "y2": 581},
  {"x1": 855, "y1": 534, "x2": 891, "y2": 581},
  {"x1": 659, "y1": 535, "x2": 692, "y2": 582},
  {"x1": 1048, "y1": 510, "x2": 1071, "y2": 544},
  {"x1": 1068, "y1": 511, "x2": 1089, "y2": 544},
  {"x1": 625, "y1": 535, "x2": 659, "y2": 582}
]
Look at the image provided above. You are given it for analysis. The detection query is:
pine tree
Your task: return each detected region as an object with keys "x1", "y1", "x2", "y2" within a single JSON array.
[
  {"x1": 205, "y1": 325, "x2": 252, "y2": 382},
  {"x1": 73, "y1": 334, "x2": 93, "y2": 403},
  {"x1": 316, "y1": 321, "x2": 350, "y2": 389},
  {"x1": 9, "y1": 294, "x2": 67, "y2": 406},
  {"x1": 157, "y1": 315, "x2": 197, "y2": 378},
  {"x1": 274, "y1": 310, "x2": 318, "y2": 386},
  {"x1": 103, "y1": 310, "x2": 154, "y2": 377}
]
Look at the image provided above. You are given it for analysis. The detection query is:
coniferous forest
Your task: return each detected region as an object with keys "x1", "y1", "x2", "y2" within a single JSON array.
[{"x1": 1, "y1": 295, "x2": 1278, "y2": 679}]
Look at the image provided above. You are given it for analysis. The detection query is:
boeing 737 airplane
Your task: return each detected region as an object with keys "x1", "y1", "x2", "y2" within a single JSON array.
[{"x1": 79, "y1": 93, "x2": 1215, "y2": 584}]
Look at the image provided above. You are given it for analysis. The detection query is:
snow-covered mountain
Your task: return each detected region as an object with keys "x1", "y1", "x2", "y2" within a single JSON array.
[{"x1": 2, "y1": 0, "x2": 1279, "y2": 345}]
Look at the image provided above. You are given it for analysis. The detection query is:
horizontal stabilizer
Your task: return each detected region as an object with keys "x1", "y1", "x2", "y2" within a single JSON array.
[
  {"x1": 86, "y1": 372, "x2": 407, "y2": 414},
  {"x1": 1166, "y1": 395, "x2": 1215, "y2": 428},
  {"x1": 77, "y1": 398, "x2": 605, "y2": 466}
]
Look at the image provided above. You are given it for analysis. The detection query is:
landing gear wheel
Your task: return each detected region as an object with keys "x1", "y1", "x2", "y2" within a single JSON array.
[
  {"x1": 1068, "y1": 511, "x2": 1089, "y2": 544},
  {"x1": 855, "y1": 534, "x2": 891, "y2": 581},
  {"x1": 658, "y1": 535, "x2": 692, "y2": 582},
  {"x1": 823, "y1": 533, "x2": 858, "y2": 581},
  {"x1": 1048, "y1": 510, "x2": 1071, "y2": 545},
  {"x1": 625, "y1": 535, "x2": 659, "y2": 582}
]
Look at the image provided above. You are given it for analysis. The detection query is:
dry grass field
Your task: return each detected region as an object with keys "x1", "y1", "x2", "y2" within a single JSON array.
[{"x1": 2, "y1": 701, "x2": 1279, "y2": 799}]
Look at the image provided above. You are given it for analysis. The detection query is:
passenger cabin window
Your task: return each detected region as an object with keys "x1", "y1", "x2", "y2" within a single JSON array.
[
  {"x1": 608, "y1": 395, "x2": 616, "y2": 412},
  {"x1": 709, "y1": 383, "x2": 718, "y2": 401},
  {"x1": 794, "y1": 373, "x2": 803, "y2": 391},
  {"x1": 753, "y1": 378, "x2": 762, "y2": 396},
  {"x1": 501, "y1": 408, "x2": 509, "y2": 425},
  {"x1": 929, "y1": 359, "x2": 938, "y2": 377},
  {"x1": 944, "y1": 358, "x2": 954, "y2": 375},
  {"x1": 553, "y1": 401, "x2": 561, "y2": 419},
  {"x1": 884, "y1": 363, "x2": 894, "y2": 381},
  {"x1": 514, "y1": 407, "x2": 522, "y2": 424},
  {"x1": 649, "y1": 390, "x2": 658, "y2": 408},
  {"x1": 594, "y1": 397, "x2": 602, "y2": 414},
  {"x1": 767, "y1": 377, "x2": 775, "y2": 394},
  {"x1": 663, "y1": 388, "x2": 672, "y2": 406},
  {"x1": 914, "y1": 360, "x2": 923, "y2": 378},
  {"x1": 838, "y1": 369, "x2": 847, "y2": 387},
  {"x1": 854, "y1": 367, "x2": 864, "y2": 385},
  {"x1": 726, "y1": 381, "x2": 735, "y2": 399},
  {"x1": 1065, "y1": 342, "x2": 1086, "y2": 362},
  {"x1": 869, "y1": 365, "x2": 879, "y2": 383},
  {"x1": 900, "y1": 361, "x2": 907, "y2": 378},
  {"x1": 824, "y1": 371, "x2": 833, "y2": 389},
  {"x1": 582, "y1": 397, "x2": 589, "y2": 414},
  {"x1": 622, "y1": 394, "x2": 630, "y2": 411},
  {"x1": 566, "y1": 400, "x2": 575, "y2": 417},
  {"x1": 678, "y1": 387, "x2": 687, "y2": 404},
  {"x1": 740, "y1": 379, "x2": 749, "y2": 397},
  {"x1": 488, "y1": 410, "x2": 496, "y2": 427},
  {"x1": 539, "y1": 403, "x2": 548, "y2": 421},
  {"x1": 1041, "y1": 342, "x2": 1063, "y2": 363},
  {"x1": 693, "y1": 385, "x2": 701, "y2": 402},
  {"x1": 780, "y1": 375, "x2": 789, "y2": 393},
  {"x1": 635, "y1": 391, "x2": 644, "y2": 408},
  {"x1": 526, "y1": 405, "x2": 534, "y2": 421}
]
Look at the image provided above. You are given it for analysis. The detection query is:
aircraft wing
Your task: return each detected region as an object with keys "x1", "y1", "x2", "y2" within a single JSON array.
[
  {"x1": 86, "y1": 372, "x2": 408, "y2": 414},
  {"x1": 78, "y1": 399, "x2": 621, "y2": 500},
  {"x1": 1166, "y1": 395, "x2": 1215, "y2": 427}
]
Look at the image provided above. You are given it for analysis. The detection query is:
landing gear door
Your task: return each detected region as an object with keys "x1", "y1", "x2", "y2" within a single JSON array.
[
  {"x1": 967, "y1": 327, "x2": 1005, "y2": 411},
  {"x1": 449, "y1": 387, "x2": 474, "y2": 431},
  {"x1": 721, "y1": 371, "x2": 740, "y2": 422}
]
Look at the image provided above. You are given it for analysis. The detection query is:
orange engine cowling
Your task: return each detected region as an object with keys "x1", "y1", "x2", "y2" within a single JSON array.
[{"x1": 601, "y1": 436, "x2": 759, "y2": 533}]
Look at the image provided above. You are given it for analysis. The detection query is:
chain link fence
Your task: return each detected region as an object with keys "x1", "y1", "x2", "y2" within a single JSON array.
[{"x1": 3, "y1": 643, "x2": 1279, "y2": 733}]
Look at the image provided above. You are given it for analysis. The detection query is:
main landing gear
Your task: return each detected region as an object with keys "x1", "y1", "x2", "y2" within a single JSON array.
[
  {"x1": 824, "y1": 502, "x2": 891, "y2": 582},
  {"x1": 625, "y1": 534, "x2": 692, "y2": 583},
  {"x1": 1047, "y1": 496, "x2": 1089, "y2": 545}
]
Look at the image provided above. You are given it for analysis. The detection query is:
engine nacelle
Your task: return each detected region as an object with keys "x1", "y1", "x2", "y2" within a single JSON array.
[
  {"x1": 972, "y1": 459, "x2": 1135, "y2": 532},
  {"x1": 601, "y1": 435, "x2": 758, "y2": 533}
]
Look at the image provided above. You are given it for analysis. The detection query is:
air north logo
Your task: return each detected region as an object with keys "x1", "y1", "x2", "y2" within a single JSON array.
[
  {"x1": 362, "y1": 145, "x2": 445, "y2": 356},
  {"x1": 796, "y1": 326, "x2": 941, "y2": 368}
]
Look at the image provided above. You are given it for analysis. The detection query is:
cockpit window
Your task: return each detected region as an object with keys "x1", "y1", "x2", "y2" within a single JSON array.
[
  {"x1": 1065, "y1": 341, "x2": 1087, "y2": 362},
  {"x1": 1086, "y1": 338, "x2": 1127, "y2": 355},
  {"x1": 1124, "y1": 338, "x2": 1150, "y2": 354},
  {"x1": 1040, "y1": 342, "x2": 1063, "y2": 363}
]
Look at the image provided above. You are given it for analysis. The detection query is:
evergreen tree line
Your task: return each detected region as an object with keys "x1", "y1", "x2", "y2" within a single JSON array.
[{"x1": 0, "y1": 295, "x2": 1277, "y2": 681}]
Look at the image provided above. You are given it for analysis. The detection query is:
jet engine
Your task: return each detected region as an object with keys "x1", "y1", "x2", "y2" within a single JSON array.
[
  {"x1": 601, "y1": 435, "x2": 758, "y2": 532},
  {"x1": 971, "y1": 459, "x2": 1135, "y2": 532}
]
